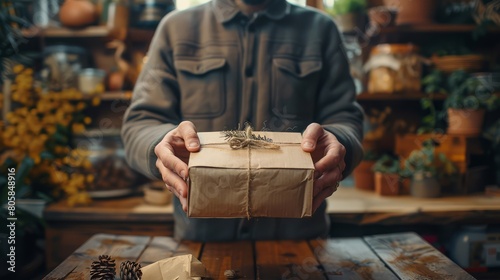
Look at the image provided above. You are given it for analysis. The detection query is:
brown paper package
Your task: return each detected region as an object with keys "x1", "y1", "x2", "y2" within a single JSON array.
[{"x1": 188, "y1": 131, "x2": 314, "y2": 218}]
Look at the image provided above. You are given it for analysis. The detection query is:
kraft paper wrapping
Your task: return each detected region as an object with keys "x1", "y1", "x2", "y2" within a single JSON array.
[
  {"x1": 141, "y1": 254, "x2": 209, "y2": 280},
  {"x1": 188, "y1": 131, "x2": 314, "y2": 218}
]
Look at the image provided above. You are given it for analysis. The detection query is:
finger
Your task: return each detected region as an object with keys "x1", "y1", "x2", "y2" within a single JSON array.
[
  {"x1": 314, "y1": 145, "x2": 345, "y2": 174},
  {"x1": 313, "y1": 185, "x2": 337, "y2": 213},
  {"x1": 301, "y1": 123, "x2": 323, "y2": 152},
  {"x1": 156, "y1": 159, "x2": 188, "y2": 198},
  {"x1": 177, "y1": 121, "x2": 200, "y2": 152},
  {"x1": 313, "y1": 170, "x2": 339, "y2": 196},
  {"x1": 156, "y1": 144, "x2": 189, "y2": 180},
  {"x1": 167, "y1": 184, "x2": 188, "y2": 213}
]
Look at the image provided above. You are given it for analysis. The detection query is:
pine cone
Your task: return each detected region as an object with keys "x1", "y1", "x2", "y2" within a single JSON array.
[
  {"x1": 120, "y1": 260, "x2": 142, "y2": 280},
  {"x1": 90, "y1": 255, "x2": 116, "y2": 280}
]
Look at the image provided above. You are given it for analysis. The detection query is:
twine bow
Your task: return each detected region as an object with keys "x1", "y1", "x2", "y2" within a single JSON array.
[{"x1": 224, "y1": 125, "x2": 280, "y2": 150}]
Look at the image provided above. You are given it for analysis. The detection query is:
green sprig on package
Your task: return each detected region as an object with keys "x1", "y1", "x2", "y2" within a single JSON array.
[{"x1": 221, "y1": 124, "x2": 279, "y2": 150}]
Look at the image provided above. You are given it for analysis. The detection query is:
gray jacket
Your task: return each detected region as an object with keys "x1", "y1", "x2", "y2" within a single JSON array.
[{"x1": 122, "y1": 0, "x2": 364, "y2": 241}]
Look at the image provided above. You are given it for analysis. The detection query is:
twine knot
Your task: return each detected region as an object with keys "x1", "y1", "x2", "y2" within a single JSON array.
[{"x1": 224, "y1": 125, "x2": 280, "y2": 150}]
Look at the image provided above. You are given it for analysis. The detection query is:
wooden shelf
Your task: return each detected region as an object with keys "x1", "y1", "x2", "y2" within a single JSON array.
[
  {"x1": 356, "y1": 92, "x2": 447, "y2": 101},
  {"x1": 100, "y1": 91, "x2": 133, "y2": 100},
  {"x1": 22, "y1": 26, "x2": 113, "y2": 38},
  {"x1": 127, "y1": 28, "x2": 155, "y2": 43},
  {"x1": 370, "y1": 24, "x2": 500, "y2": 35},
  {"x1": 78, "y1": 91, "x2": 132, "y2": 101}
]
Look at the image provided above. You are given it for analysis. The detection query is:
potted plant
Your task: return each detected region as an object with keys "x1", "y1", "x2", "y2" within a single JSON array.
[
  {"x1": 383, "y1": 0, "x2": 437, "y2": 25},
  {"x1": 445, "y1": 70, "x2": 499, "y2": 136},
  {"x1": 326, "y1": 0, "x2": 367, "y2": 33},
  {"x1": 372, "y1": 154, "x2": 401, "y2": 196},
  {"x1": 402, "y1": 140, "x2": 456, "y2": 198},
  {"x1": 353, "y1": 150, "x2": 378, "y2": 191}
]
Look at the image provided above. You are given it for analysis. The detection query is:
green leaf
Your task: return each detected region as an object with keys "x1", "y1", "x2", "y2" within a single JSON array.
[
  {"x1": 16, "y1": 157, "x2": 34, "y2": 183},
  {"x1": 422, "y1": 115, "x2": 434, "y2": 124}
]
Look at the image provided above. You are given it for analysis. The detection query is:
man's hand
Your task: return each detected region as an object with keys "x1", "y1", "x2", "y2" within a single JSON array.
[
  {"x1": 154, "y1": 121, "x2": 200, "y2": 212},
  {"x1": 301, "y1": 123, "x2": 346, "y2": 212}
]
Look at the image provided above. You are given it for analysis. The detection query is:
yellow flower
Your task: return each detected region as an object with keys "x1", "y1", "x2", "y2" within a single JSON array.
[
  {"x1": 72, "y1": 123, "x2": 85, "y2": 134},
  {"x1": 13, "y1": 64, "x2": 24, "y2": 74},
  {"x1": 92, "y1": 97, "x2": 101, "y2": 106}
]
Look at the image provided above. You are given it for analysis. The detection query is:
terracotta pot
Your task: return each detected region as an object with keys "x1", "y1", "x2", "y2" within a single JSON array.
[
  {"x1": 447, "y1": 108, "x2": 485, "y2": 137},
  {"x1": 353, "y1": 160, "x2": 376, "y2": 191},
  {"x1": 383, "y1": 0, "x2": 437, "y2": 25},
  {"x1": 400, "y1": 177, "x2": 411, "y2": 195},
  {"x1": 59, "y1": 0, "x2": 98, "y2": 28},
  {"x1": 374, "y1": 172, "x2": 400, "y2": 196}
]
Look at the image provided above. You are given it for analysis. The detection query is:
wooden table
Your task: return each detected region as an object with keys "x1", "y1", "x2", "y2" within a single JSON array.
[
  {"x1": 43, "y1": 232, "x2": 474, "y2": 280},
  {"x1": 43, "y1": 187, "x2": 500, "y2": 270}
]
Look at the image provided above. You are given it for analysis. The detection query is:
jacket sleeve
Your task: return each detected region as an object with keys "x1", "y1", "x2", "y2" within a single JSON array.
[
  {"x1": 121, "y1": 17, "x2": 179, "y2": 179},
  {"x1": 316, "y1": 20, "x2": 364, "y2": 177}
]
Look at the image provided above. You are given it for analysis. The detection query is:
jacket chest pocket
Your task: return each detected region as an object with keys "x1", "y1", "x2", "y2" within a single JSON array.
[
  {"x1": 272, "y1": 57, "x2": 322, "y2": 119},
  {"x1": 175, "y1": 58, "x2": 227, "y2": 118}
]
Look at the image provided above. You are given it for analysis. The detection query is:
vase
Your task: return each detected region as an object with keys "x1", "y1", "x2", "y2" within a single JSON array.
[
  {"x1": 410, "y1": 171, "x2": 441, "y2": 198},
  {"x1": 353, "y1": 160, "x2": 376, "y2": 191},
  {"x1": 374, "y1": 172, "x2": 400, "y2": 196},
  {"x1": 447, "y1": 108, "x2": 485, "y2": 137}
]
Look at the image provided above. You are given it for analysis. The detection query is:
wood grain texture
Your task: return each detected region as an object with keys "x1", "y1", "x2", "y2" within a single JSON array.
[
  {"x1": 138, "y1": 236, "x2": 179, "y2": 266},
  {"x1": 310, "y1": 238, "x2": 398, "y2": 280},
  {"x1": 201, "y1": 241, "x2": 254, "y2": 280},
  {"x1": 364, "y1": 232, "x2": 475, "y2": 280},
  {"x1": 174, "y1": 240, "x2": 203, "y2": 259},
  {"x1": 43, "y1": 234, "x2": 151, "y2": 280},
  {"x1": 255, "y1": 240, "x2": 325, "y2": 280}
]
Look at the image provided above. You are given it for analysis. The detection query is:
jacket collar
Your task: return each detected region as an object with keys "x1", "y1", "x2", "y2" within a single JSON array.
[{"x1": 212, "y1": 0, "x2": 290, "y2": 23}]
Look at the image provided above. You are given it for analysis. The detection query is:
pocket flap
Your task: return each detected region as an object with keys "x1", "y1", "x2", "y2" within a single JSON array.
[
  {"x1": 176, "y1": 58, "x2": 226, "y2": 75},
  {"x1": 273, "y1": 58, "x2": 322, "y2": 78}
]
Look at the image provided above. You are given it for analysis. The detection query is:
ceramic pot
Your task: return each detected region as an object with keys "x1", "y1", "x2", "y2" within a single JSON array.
[
  {"x1": 410, "y1": 171, "x2": 441, "y2": 198},
  {"x1": 353, "y1": 160, "x2": 376, "y2": 191},
  {"x1": 383, "y1": 0, "x2": 437, "y2": 25},
  {"x1": 447, "y1": 108, "x2": 485, "y2": 137},
  {"x1": 59, "y1": 0, "x2": 98, "y2": 28},
  {"x1": 374, "y1": 172, "x2": 400, "y2": 196}
]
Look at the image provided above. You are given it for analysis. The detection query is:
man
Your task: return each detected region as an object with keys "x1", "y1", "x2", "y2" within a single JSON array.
[{"x1": 122, "y1": 0, "x2": 364, "y2": 240}]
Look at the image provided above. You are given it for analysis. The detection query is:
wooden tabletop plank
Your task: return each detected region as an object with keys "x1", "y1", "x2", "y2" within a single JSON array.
[
  {"x1": 255, "y1": 240, "x2": 326, "y2": 280},
  {"x1": 43, "y1": 233, "x2": 115, "y2": 280},
  {"x1": 310, "y1": 238, "x2": 398, "y2": 280},
  {"x1": 201, "y1": 241, "x2": 254, "y2": 280},
  {"x1": 137, "y1": 236, "x2": 180, "y2": 266},
  {"x1": 364, "y1": 232, "x2": 475, "y2": 280},
  {"x1": 44, "y1": 234, "x2": 151, "y2": 280},
  {"x1": 174, "y1": 240, "x2": 203, "y2": 259}
]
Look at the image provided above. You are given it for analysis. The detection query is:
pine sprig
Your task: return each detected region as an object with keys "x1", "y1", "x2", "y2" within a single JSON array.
[{"x1": 221, "y1": 124, "x2": 273, "y2": 143}]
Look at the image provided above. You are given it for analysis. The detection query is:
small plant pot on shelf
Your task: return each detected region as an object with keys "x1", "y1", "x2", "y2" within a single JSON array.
[
  {"x1": 383, "y1": 0, "x2": 437, "y2": 25},
  {"x1": 410, "y1": 171, "x2": 441, "y2": 198},
  {"x1": 353, "y1": 160, "x2": 376, "y2": 191},
  {"x1": 334, "y1": 12, "x2": 365, "y2": 33},
  {"x1": 374, "y1": 172, "x2": 400, "y2": 196},
  {"x1": 447, "y1": 108, "x2": 485, "y2": 137}
]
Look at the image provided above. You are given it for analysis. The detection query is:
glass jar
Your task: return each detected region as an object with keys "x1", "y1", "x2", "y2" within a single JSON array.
[
  {"x1": 131, "y1": 0, "x2": 175, "y2": 29},
  {"x1": 364, "y1": 44, "x2": 422, "y2": 94},
  {"x1": 448, "y1": 225, "x2": 487, "y2": 268},
  {"x1": 42, "y1": 45, "x2": 88, "y2": 92},
  {"x1": 73, "y1": 130, "x2": 138, "y2": 196}
]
